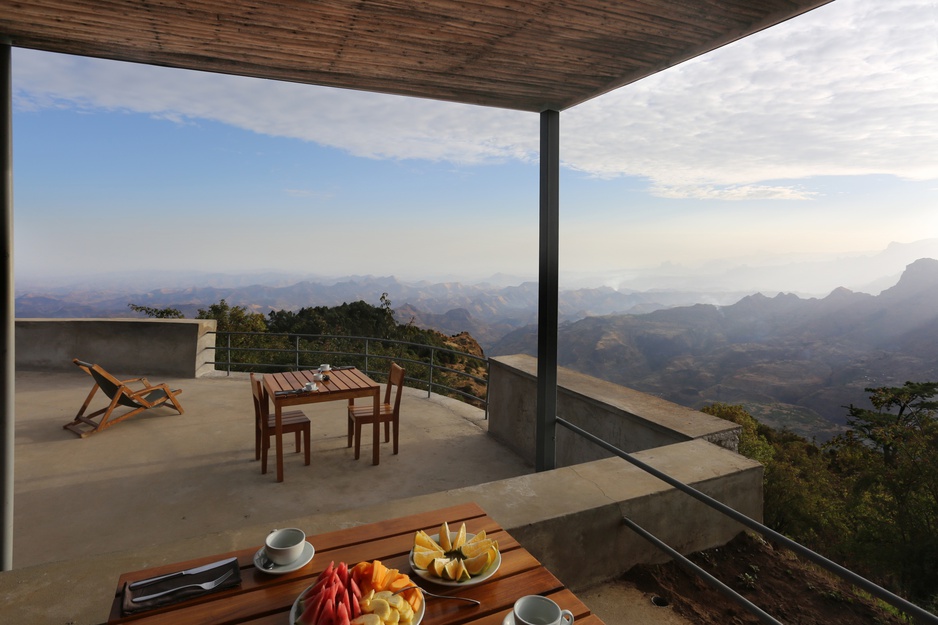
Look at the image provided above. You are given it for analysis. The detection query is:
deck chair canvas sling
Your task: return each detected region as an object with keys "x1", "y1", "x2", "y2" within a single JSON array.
[{"x1": 64, "y1": 359, "x2": 185, "y2": 437}]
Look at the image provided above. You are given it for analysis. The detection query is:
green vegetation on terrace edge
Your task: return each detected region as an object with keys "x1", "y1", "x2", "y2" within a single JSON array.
[
  {"x1": 705, "y1": 381, "x2": 938, "y2": 613},
  {"x1": 129, "y1": 295, "x2": 488, "y2": 405}
]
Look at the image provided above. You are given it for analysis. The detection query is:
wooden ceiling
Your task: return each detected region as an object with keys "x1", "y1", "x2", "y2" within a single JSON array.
[{"x1": 0, "y1": 0, "x2": 831, "y2": 112}]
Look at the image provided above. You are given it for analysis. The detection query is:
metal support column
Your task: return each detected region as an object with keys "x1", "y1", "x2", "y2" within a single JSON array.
[
  {"x1": 1, "y1": 41, "x2": 14, "y2": 571},
  {"x1": 536, "y1": 109, "x2": 559, "y2": 472}
]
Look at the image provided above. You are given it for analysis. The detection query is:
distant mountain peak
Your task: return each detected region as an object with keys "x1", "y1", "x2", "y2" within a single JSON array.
[{"x1": 881, "y1": 258, "x2": 938, "y2": 299}]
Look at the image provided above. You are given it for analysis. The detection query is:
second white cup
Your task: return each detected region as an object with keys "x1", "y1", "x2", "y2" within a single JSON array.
[
  {"x1": 265, "y1": 528, "x2": 306, "y2": 565},
  {"x1": 513, "y1": 595, "x2": 574, "y2": 625}
]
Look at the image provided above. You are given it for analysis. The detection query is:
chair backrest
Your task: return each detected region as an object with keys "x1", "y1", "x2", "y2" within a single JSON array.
[
  {"x1": 74, "y1": 359, "x2": 140, "y2": 409},
  {"x1": 249, "y1": 373, "x2": 267, "y2": 430},
  {"x1": 386, "y1": 363, "x2": 405, "y2": 416}
]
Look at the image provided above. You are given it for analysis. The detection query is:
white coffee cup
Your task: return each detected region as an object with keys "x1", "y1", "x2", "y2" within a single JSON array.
[
  {"x1": 320, "y1": 364, "x2": 331, "y2": 371},
  {"x1": 313, "y1": 372, "x2": 323, "y2": 382},
  {"x1": 265, "y1": 528, "x2": 306, "y2": 565},
  {"x1": 513, "y1": 595, "x2": 574, "y2": 625}
]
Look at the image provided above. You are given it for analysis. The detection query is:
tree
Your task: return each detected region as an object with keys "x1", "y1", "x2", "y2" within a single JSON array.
[
  {"x1": 196, "y1": 299, "x2": 266, "y2": 333},
  {"x1": 197, "y1": 299, "x2": 268, "y2": 370},
  {"x1": 128, "y1": 303, "x2": 184, "y2": 318},
  {"x1": 703, "y1": 403, "x2": 846, "y2": 549},
  {"x1": 828, "y1": 382, "x2": 938, "y2": 604}
]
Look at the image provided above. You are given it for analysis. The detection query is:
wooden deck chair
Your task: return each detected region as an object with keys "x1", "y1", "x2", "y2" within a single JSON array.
[
  {"x1": 64, "y1": 359, "x2": 185, "y2": 437},
  {"x1": 347, "y1": 362, "x2": 405, "y2": 464}
]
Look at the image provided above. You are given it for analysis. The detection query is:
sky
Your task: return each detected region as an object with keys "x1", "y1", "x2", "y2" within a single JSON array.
[{"x1": 10, "y1": 0, "x2": 938, "y2": 292}]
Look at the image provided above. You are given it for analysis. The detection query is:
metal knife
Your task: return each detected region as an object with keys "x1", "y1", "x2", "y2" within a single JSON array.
[{"x1": 129, "y1": 557, "x2": 237, "y2": 589}]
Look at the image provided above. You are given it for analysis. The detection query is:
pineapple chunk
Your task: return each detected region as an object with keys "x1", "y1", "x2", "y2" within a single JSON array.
[{"x1": 370, "y1": 598, "x2": 392, "y2": 621}]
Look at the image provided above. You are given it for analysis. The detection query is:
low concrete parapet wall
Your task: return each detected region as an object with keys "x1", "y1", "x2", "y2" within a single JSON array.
[
  {"x1": 488, "y1": 354, "x2": 741, "y2": 466},
  {"x1": 15, "y1": 318, "x2": 217, "y2": 378}
]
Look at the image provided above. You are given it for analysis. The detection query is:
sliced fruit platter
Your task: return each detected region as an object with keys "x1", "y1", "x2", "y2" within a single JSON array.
[
  {"x1": 291, "y1": 560, "x2": 424, "y2": 625},
  {"x1": 409, "y1": 521, "x2": 500, "y2": 586}
]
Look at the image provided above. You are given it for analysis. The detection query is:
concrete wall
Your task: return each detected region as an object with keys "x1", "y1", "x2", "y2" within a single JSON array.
[
  {"x1": 15, "y1": 318, "x2": 217, "y2": 378},
  {"x1": 488, "y1": 354, "x2": 741, "y2": 466}
]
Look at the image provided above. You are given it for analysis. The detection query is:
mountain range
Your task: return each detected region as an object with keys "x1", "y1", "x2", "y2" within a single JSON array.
[{"x1": 491, "y1": 258, "x2": 938, "y2": 440}]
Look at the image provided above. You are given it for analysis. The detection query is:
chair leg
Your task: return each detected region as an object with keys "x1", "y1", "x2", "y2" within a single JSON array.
[
  {"x1": 294, "y1": 430, "x2": 301, "y2": 453},
  {"x1": 255, "y1": 429, "x2": 261, "y2": 461},
  {"x1": 384, "y1": 420, "x2": 390, "y2": 443},
  {"x1": 303, "y1": 427, "x2": 310, "y2": 466},
  {"x1": 347, "y1": 415, "x2": 353, "y2": 448},
  {"x1": 354, "y1": 421, "x2": 363, "y2": 460},
  {"x1": 392, "y1": 417, "x2": 399, "y2": 455},
  {"x1": 261, "y1": 438, "x2": 269, "y2": 475}
]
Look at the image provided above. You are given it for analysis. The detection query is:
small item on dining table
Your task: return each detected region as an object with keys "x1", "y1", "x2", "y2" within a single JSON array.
[
  {"x1": 129, "y1": 556, "x2": 238, "y2": 589},
  {"x1": 275, "y1": 389, "x2": 305, "y2": 396},
  {"x1": 294, "y1": 560, "x2": 422, "y2": 625},
  {"x1": 121, "y1": 556, "x2": 241, "y2": 615},
  {"x1": 265, "y1": 527, "x2": 307, "y2": 565},
  {"x1": 513, "y1": 595, "x2": 574, "y2": 625}
]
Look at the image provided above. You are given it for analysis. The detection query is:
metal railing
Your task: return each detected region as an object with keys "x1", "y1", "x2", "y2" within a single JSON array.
[
  {"x1": 206, "y1": 331, "x2": 489, "y2": 411},
  {"x1": 556, "y1": 417, "x2": 938, "y2": 625}
]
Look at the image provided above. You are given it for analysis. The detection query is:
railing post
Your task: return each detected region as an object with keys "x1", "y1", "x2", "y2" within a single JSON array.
[
  {"x1": 365, "y1": 338, "x2": 370, "y2": 377},
  {"x1": 226, "y1": 332, "x2": 232, "y2": 374},
  {"x1": 295, "y1": 335, "x2": 300, "y2": 370},
  {"x1": 427, "y1": 347, "x2": 434, "y2": 397}
]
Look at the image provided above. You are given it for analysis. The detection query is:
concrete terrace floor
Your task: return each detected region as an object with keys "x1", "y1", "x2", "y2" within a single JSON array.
[{"x1": 5, "y1": 368, "x2": 692, "y2": 625}]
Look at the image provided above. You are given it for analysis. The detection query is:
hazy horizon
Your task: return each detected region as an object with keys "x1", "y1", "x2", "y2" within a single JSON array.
[
  {"x1": 11, "y1": 0, "x2": 937, "y2": 286},
  {"x1": 15, "y1": 238, "x2": 938, "y2": 301}
]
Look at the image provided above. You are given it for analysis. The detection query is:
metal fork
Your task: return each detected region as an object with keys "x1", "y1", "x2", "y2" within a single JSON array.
[
  {"x1": 393, "y1": 585, "x2": 480, "y2": 606},
  {"x1": 133, "y1": 569, "x2": 234, "y2": 602}
]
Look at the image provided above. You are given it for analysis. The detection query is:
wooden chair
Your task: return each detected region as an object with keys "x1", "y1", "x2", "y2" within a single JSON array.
[
  {"x1": 347, "y1": 363, "x2": 405, "y2": 464},
  {"x1": 64, "y1": 359, "x2": 185, "y2": 437},
  {"x1": 250, "y1": 373, "x2": 310, "y2": 473}
]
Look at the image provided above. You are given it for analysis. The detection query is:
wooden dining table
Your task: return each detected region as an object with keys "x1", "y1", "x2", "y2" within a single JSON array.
[
  {"x1": 107, "y1": 502, "x2": 606, "y2": 625},
  {"x1": 263, "y1": 367, "x2": 381, "y2": 481}
]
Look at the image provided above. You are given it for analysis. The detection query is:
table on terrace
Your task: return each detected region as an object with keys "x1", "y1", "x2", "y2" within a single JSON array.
[
  {"x1": 264, "y1": 367, "x2": 381, "y2": 481},
  {"x1": 107, "y1": 502, "x2": 605, "y2": 625}
]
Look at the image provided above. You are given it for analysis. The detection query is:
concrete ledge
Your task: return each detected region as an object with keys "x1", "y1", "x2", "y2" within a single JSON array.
[
  {"x1": 488, "y1": 354, "x2": 741, "y2": 466},
  {"x1": 15, "y1": 318, "x2": 217, "y2": 377},
  {"x1": 0, "y1": 439, "x2": 761, "y2": 624}
]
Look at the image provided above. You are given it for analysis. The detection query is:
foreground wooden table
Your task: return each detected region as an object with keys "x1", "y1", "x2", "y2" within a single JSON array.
[
  {"x1": 108, "y1": 502, "x2": 605, "y2": 625},
  {"x1": 264, "y1": 368, "x2": 381, "y2": 481}
]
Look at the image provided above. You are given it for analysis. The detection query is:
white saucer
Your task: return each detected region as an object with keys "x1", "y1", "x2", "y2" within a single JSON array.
[
  {"x1": 253, "y1": 541, "x2": 314, "y2": 575},
  {"x1": 502, "y1": 612, "x2": 516, "y2": 625}
]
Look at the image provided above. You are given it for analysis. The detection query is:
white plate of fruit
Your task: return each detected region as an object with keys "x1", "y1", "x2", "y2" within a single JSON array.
[
  {"x1": 291, "y1": 560, "x2": 424, "y2": 625},
  {"x1": 409, "y1": 521, "x2": 501, "y2": 587}
]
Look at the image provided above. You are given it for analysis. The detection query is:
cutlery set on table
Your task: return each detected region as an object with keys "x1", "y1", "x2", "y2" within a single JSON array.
[{"x1": 120, "y1": 556, "x2": 241, "y2": 614}]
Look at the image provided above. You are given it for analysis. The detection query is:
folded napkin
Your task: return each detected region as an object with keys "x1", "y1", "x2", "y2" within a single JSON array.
[{"x1": 120, "y1": 557, "x2": 241, "y2": 615}]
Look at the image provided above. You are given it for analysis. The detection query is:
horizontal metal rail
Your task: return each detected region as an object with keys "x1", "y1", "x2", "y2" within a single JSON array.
[
  {"x1": 556, "y1": 416, "x2": 938, "y2": 625},
  {"x1": 205, "y1": 331, "x2": 489, "y2": 413}
]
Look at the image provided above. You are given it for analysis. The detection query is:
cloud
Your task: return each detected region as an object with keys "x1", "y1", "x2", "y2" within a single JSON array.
[
  {"x1": 12, "y1": 0, "x2": 938, "y2": 199},
  {"x1": 562, "y1": 0, "x2": 938, "y2": 196}
]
